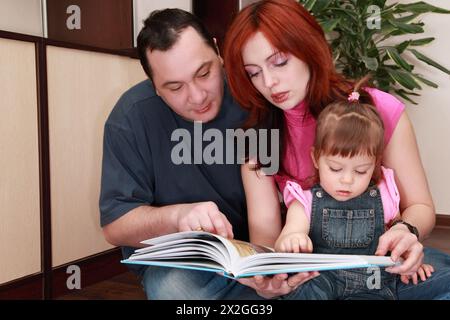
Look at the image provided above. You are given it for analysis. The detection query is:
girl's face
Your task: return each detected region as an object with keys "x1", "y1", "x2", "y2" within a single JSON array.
[
  {"x1": 241, "y1": 32, "x2": 310, "y2": 110},
  {"x1": 312, "y1": 152, "x2": 376, "y2": 202}
]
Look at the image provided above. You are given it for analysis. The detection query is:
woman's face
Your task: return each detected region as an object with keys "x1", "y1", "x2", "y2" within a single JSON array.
[{"x1": 242, "y1": 32, "x2": 310, "y2": 110}]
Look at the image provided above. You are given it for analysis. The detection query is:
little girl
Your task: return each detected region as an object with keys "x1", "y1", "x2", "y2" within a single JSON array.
[{"x1": 274, "y1": 82, "x2": 433, "y2": 299}]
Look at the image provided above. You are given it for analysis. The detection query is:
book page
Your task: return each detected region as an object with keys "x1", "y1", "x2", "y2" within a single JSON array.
[{"x1": 228, "y1": 239, "x2": 273, "y2": 257}]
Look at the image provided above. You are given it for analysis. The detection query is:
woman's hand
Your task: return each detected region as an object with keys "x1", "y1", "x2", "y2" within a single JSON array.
[
  {"x1": 375, "y1": 223, "x2": 424, "y2": 275},
  {"x1": 236, "y1": 272, "x2": 319, "y2": 299}
]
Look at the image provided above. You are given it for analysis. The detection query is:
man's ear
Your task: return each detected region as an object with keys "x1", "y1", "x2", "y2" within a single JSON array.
[
  {"x1": 213, "y1": 37, "x2": 224, "y2": 65},
  {"x1": 311, "y1": 147, "x2": 319, "y2": 169}
]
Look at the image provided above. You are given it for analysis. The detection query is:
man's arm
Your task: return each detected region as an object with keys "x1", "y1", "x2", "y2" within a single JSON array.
[{"x1": 102, "y1": 201, "x2": 234, "y2": 248}]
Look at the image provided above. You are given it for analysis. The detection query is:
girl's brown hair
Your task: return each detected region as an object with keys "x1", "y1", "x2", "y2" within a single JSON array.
[{"x1": 312, "y1": 77, "x2": 385, "y2": 184}]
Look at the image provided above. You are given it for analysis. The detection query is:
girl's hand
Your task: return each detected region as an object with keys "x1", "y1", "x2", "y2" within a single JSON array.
[
  {"x1": 375, "y1": 223, "x2": 424, "y2": 275},
  {"x1": 236, "y1": 272, "x2": 320, "y2": 299},
  {"x1": 275, "y1": 232, "x2": 313, "y2": 253},
  {"x1": 400, "y1": 264, "x2": 434, "y2": 285}
]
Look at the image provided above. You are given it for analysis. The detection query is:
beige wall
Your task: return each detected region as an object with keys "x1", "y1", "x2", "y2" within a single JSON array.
[
  {"x1": 0, "y1": 0, "x2": 44, "y2": 36},
  {"x1": 0, "y1": 38, "x2": 41, "y2": 284},
  {"x1": 133, "y1": 0, "x2": 192, "y2": 46},
  {"x1": 387, "y1": 0, "x2": 450, "y2": 215},
  {"x1": 46, "y1": 47, "x2": 146, "y2": 267}
]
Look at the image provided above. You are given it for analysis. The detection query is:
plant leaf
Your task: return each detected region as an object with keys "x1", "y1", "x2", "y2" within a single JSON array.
[
  {"x1": 386, "y1": 68, "x2": 421, "y2": 90},
  {"x1": 396, "y1": 1, "x2": 450, "y2": 14},
  {"x1": 380, "y1": 21, "x2": 398, "y2": 36},
  {"x1": 361, "y1": 56, "x2": 379, "y2": 71},
  {"x1": 311, "y1": 0, "x2": 333, "y2": 14},
  {"x1": 320, "y1": 18, "x2": 340, "y2": 33},
  {"x1": 410, "y1": 37, "x2": 435, "y2": 46},
  {"x1": 394, "y1": 89, "x2": 419, "y2": 105},
  {"x1": 412, "y1": 74, "x2": 439, "y2": 88},
  {"x1": 388, "y1": 20, "x2": 424, "y2": 34},
  {"x1": 409, "y1": 49, "x2": 450, "y2": 74},
  {"x1": 394, "y1": 38, "x2": 435, "y2": 54},
  {"x1": 300, "y1": 0, "x2": 317, "y2": 12},
  {"x1": 395, "y1": 13, "x2": 421, "y2": 24},
  {"x1": 395, "y1": 40, "x2": 412, "y2": 53},
  {"x1": 385, "y1": 47, "x2": 413, "y2": 72}
]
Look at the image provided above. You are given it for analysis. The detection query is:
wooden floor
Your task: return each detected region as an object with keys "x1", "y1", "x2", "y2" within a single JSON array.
[
  {"x1": 57, "y1": 226, "x2": 450, "y2": 300},
  {"x1": 57, "y1": 271, "x2": 146, "y2": 300}
]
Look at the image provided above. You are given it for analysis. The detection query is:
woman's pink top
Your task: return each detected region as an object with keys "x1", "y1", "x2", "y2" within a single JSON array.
[
  {"x1": 274, "y1": 87, "x2": 405, "y2": 193},
  {"x1": 284, "y1": 166, "x2": 400, "y2": 224}
]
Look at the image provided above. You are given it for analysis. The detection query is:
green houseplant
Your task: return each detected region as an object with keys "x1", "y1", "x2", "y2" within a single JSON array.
[{"x1": 299, "y1": 0, "x2": 450, "y2": 104}]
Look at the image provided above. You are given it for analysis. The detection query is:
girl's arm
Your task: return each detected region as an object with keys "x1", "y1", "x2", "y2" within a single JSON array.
[
  {"x1": 383, "y1": 112, "x2": 435, "y2": 241},
  {"x1": 280, "y1": 200, "x2": 310, "y2": 235},
  {"x1": 241, "y1": 162, "x2": 282, "y2": 248},
  {"x1": 275, "y1": 200, "x2": 312, "y2": 253}
]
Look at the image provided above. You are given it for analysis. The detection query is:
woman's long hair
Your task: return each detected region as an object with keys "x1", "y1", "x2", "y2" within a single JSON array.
[{"x1": 223, "y1": 0, "x2": 354, "y2": 175}]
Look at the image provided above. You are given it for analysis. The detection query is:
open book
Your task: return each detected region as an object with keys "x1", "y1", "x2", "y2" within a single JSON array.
[{"x1": 121, "y1": 231, "x2": 398, "y2": 279}]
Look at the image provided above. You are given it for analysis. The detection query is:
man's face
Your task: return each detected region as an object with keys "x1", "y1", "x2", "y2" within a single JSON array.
[{"x1": 147, "y1": 27, "x2": 224, "y2": 122}]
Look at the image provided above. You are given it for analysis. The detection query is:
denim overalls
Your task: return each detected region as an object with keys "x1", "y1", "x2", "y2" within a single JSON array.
[{"x1": 285, "y1": 184, "x2": 398, "y2": 300}]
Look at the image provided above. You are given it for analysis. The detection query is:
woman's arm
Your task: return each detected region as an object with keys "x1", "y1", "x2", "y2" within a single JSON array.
[
  {"x1": 241, "y1": 162, "x2": 282, "y2": 247},
  {"x1": 383, "y1": 112, "x2": 435, "y2": 241},
  {"x1": 239, "y1": 163, "x2": 319, "y2": 298},
  {"x1": 377, "y1": 111, "x2": 434, "y2": 275}
]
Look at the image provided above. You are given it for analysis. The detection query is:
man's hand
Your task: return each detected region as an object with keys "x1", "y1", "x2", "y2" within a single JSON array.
[
  {"x1": 275, "y1": 232, "x2": 313, "y2": 253},
  {"x1": 375, "y1": 223, "x2": 423, "y2": 275},
  {"x1": 237, "y1": 272, "x2": 320, "y2": 299},
  {"x1": 175, "y1": 201, "x2": 234, "y2": 238}
]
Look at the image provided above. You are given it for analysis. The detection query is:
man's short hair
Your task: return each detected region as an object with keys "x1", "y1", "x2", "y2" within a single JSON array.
[{"x1": 137, "y1": 8, "x2": 218, "y2": 80}]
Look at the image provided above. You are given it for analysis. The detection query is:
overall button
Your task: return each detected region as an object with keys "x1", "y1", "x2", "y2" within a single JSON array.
[
  {"x1": 370, "y1": 189, "x2": 378, "y2": 197},
  {"x1": 316, "y1": 191, "x2": 323, "y2": 198}
]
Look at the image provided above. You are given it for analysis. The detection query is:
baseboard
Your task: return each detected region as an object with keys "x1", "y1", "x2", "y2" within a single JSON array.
[
  {"x1": 52, "y1": 247, "x2": 128, "y2": 298},
  {"x1": 0, "y1": 274, "x2": 43, "y2": 300},
  {"x1": 0, "y1": 247, "x2": 127, "y2": 299},
  {"x1": 436, "y1": 213, "x2": 450, "y2": 227}
]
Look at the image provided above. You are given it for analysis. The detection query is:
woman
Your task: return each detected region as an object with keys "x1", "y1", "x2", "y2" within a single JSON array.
[{"x1": 223, "y1": 0, "x2": 450, "y2": 299}]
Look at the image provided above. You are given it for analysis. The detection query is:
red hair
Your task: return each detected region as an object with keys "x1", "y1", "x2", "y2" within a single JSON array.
[{"x1": 223, "y1": 0, "x2": 352, "y2": 128}]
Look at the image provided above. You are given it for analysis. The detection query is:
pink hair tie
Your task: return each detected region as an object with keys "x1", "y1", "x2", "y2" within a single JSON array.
[{"x1": 348, "y1": 91, "x2": 360, "y2": 102}]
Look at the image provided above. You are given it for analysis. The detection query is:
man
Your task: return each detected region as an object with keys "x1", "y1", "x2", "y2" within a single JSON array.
[{"x1": 100, "y1": 8, "x2": 315, "y2": 299}]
